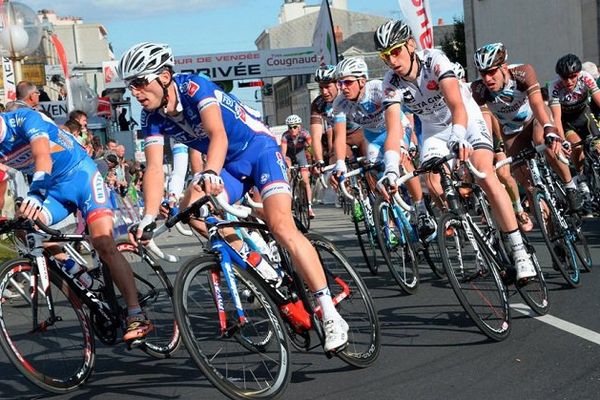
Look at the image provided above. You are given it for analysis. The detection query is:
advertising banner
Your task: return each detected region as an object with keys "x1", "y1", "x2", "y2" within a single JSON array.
[{"x1": 398, "y1": 0, "x2": 434, "y2": 50}]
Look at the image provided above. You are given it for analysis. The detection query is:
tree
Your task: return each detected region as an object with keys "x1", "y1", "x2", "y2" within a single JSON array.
[{"x1": 440, "y1": 17, "x2": 466, "y2": 69}]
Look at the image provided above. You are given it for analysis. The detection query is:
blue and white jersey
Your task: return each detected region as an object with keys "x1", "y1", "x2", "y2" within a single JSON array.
[
  {"x1": 332, "y1": 79, "x2": 412, "y2": 145},
  {"x1": 0, "y1": 108, "x2": 87, "y2": 177},
  {"x1": 141, "y1": 73, "x2": 274, "y2": 163}
]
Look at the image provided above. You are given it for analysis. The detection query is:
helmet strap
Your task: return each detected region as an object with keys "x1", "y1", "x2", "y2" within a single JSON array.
[
  {"x1": 157, "y1": 69, "x2": 174, "y2": 113},
  {"x1": 402, "y1": 47, "x2": 418, "y2": 79}
]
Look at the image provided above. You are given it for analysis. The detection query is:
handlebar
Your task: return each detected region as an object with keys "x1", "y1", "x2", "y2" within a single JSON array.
[{"x1": 494, "y1": 143, "x2": 569, "y2": 170}]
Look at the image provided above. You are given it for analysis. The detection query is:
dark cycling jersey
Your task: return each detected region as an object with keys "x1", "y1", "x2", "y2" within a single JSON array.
[
  {"x1": 281, "y1": 129, "x2": 311, "y2": 160},
  {"x1": 471, "y1": 64, "x2": 540, "y2": 135}
]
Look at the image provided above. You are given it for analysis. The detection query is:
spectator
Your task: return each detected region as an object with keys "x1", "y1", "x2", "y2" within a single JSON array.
[
  {"x1": 582, "y1": 61, "x2": 599, "y2": 80},
  {"x1": 16, "y1": 81, "x2": 41, "y2": 109},
  {"x1": 106, "y1": 138, "x2": 118, "y2": 152},
  {"x1": 114, "y1": 144, "x2": 130, "y2": 196},
  {"x1": 58, "y1": 85, "x2": 67, "y2": 101},
  {"x1": 94, "y1": 151, "x2": 119, "y2": 179},
  {"x1": 0, "y1": 103, "x2": 4, "y2": 112},
  {"x1": 91, "y1": 136, "x2": 104, "y2": 159},
  {"x1": 38, "y1": 88, "x2": 51, "y2": 102},
  {"x1": 118, "y1": 108, "x2": 130, "y2": 131},
  {"x1": 68, "y1": 110, "x2": 93, "y2": 144}
]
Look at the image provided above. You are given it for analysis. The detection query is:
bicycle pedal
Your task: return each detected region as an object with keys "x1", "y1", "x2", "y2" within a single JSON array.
[
  {"x1": 125, "y1": 338, "x2": 145, "y2": 350},
  {"x1": 325, "y1": 341, "x2": 348, "y2": 357}
]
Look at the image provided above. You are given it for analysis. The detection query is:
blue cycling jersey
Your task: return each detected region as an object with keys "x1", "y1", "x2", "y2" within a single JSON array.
[
  {"x1": 141, "y1": 73, "x2": 274, "y2": 163},
  {"x1": 0, "y1": 108, "x2": 87, "y2": 177}
]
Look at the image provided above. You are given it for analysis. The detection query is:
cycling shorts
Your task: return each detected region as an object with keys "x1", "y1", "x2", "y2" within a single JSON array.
[
  {"x1": 421, "y1": 112, "x2": 493, "y2": 163},
  {"x1": 40, "y1": 157, "x2": 113, "y2": 226},
  {"x1": 221, "y1": 135, "x2": 291, "y2": 203},
  {"x1": 562, "y1": 106, "x2": 600, "y2": 140}
]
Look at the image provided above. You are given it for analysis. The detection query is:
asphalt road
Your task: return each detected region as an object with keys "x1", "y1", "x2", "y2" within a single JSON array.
[{"x1": 2, "y1": 204, "x2": 600, "y2": 400}]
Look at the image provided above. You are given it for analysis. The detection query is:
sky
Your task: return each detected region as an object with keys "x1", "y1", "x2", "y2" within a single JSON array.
[{"x1": 22, "y1": 0, "x2": 464, "y2": 109}]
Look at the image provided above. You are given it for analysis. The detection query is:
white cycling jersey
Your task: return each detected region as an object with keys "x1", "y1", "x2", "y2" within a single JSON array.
[{"x1": 382, "y1": 48, "x2": 492, "y2": 161}]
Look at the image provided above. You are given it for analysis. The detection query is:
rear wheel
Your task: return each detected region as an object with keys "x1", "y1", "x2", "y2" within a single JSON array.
[
  {"x1": 174, "y1": 255, "x2": 291, "y2": 399},
  {"x1": 306, "y1": 233, "x2": 380, "y2": 367},
  {"x1": 0, "y1": 258, "x2": 95, "y2": 393},
  {"x1": 438, "y1": 214, "x2": 511, "y2": 341}
]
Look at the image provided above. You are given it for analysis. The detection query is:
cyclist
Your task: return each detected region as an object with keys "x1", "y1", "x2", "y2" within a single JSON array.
[
  {"x1": 549, "y1": 53, "x2": 600, "y2": 196},
  {"x1": 470, "y1": 43, "x2": 580, "y2": 225},
  {"x1": 280, "y1": 114, "x2": 315, "y2": 219},
  {"x1": 119, "y1": 42, "x2": 348, "y2": 352},
  {"x1": 310, "y1": 64, "x2": 365, "y2": 167},
  {"x1": 375, "y1": 20, "x2": 536, "y2": 280},
  {"x1": 330, "y1": 56, "x2": 436, "y2": 237},
  {"x1": 0, "y1": 107, "x2": 153, "y2": 342}
]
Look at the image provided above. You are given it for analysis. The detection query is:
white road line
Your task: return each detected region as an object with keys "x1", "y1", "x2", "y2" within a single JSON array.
[{"x1": 511, "y1": 303, "x2": 600, "y2": 345}]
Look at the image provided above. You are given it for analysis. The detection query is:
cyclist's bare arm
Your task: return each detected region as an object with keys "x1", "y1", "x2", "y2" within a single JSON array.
[
  {"x1": 144, "y1": 141, "x2": 166, "y2": 217},
  {"x1": 550, "y1": 104, "x2": 564, "y2": 136},
  {"x1": 310, "y1": 116, "x2": 325, "y2": 162},
  {"x1": 190, "y1": 148, "x2": 204, "y2": 174}
]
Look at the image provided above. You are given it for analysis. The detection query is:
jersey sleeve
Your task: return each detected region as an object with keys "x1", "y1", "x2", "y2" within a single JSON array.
[
  {"x1": 332, "y1": 97, "x2": 347, "y2": 123},
  {"x1": 140, "y1": 110, "x2": 165, "y2": 147},
  {"x1": 430, "y1": 50, "x2": 456, "y2": 81},
  {"x1": 548, "y1": 79, "x2": 562, "y2": 107},
  {"x1": 470, "y1": 80, "x2": 489, "y2": 107},
  {"x1": 19, "y1": 110, "x2": 50, "y2": 142},
  {"x1": 182, "y1": 74, "x2": 219, "y2": 112},
  {"x1": 512, "y1": 64, "x2": 541, "y2": 95},
  {"x1": 382, "y1": 70, "x2": 404, "y2": 107},
  {"x1": 310, "y1": 97, "x2": 324, "y2": 125}
]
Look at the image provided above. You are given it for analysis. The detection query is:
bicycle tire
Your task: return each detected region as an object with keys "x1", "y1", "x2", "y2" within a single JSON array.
[
  {"x1": 531, "y1": 189, "x2": 581, "y2": 287},
  {"x1": 437, "y1": 214, "x2": 511, "y2": 341},
  {"x1": 0, "y1": 258, "x2": 95, "y2": 393},
  {"x1": 567, "y1": 215, "x2": 593, "y2": 272},
  {"x1": 116, "y1": 242, "x2": 181, "y2": 358},
  {"x1": 306, "y1": 232, "x2": 380, "y2": 367},
  {"x1": 422, "y1": 240, "x2": 445, "y2": 279},
  {"x1": 373, "y1": 198, "x2": 419, "y2": 294},
  {"x1": 352, "y1": 201, "x2": 379, "y2": 275},
  {"x1": 296, "y1": 183, "x2": 311, "y2": 230},
  {"x1": 514, "y1": 248, "x2": 550, "y2": 316},
  {"x1": 173, "y1": 255, "x2": 291, "y2": 399}
]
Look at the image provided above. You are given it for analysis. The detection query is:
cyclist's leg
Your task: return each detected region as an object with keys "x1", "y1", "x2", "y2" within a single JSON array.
[
  {"x1": 253, "y1": 138, "x2": 348, "y2": 351},
  {"x1": 467, "y1": 114, "x2": 535, "y2": 279}
]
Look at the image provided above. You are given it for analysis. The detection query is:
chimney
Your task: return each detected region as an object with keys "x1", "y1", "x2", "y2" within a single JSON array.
[
  {"x1": 334, "y1": 25, "x2": 343, "y2": 43},
  {"x1": 437, "y1": 18, "x2": 444, "y2": 26}
]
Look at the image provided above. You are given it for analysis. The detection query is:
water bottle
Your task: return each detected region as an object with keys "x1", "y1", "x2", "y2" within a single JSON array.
[
  {"x1": 248, "y1": 230, "x2": 271, "y2": 255},
  {"x1": 63, "y1": 259, "x2": 93, "y2": 289},
  {"x1": 246, "y1": 251, "x2": 281, "y2": 285}
]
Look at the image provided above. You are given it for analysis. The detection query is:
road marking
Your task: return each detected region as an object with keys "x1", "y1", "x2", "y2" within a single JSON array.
[{"x1": 511, "y1": 303, "x2": 600, "y2": 345}]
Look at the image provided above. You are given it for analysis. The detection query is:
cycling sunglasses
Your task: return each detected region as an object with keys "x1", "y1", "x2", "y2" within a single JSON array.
[
  {"x1": 379, "y1": 42, "x2": 407, "y2": 61},
  {"x1": 337, "y1": 79, "x2": 359, "y2": 88},
  {"x1": 288, "y1": 125, "x2": 300, "y2": 129},
  {"x1": 126, "y1": 73, "x2": 159, "y2": 90}
]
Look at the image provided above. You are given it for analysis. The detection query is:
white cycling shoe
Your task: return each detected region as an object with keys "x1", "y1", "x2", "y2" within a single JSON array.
[
  {"x1": 514, "y1": 250, "x2": 536, "y2": 280},
  {"x1": 323, "y1": 317, "x2": 349, "y2": 352}
]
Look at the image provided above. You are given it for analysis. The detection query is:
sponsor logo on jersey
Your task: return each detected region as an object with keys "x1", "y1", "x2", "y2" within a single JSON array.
[
  {"x1": 2, "y1": 144, "x2": 33, "y2": 169},
  {"x1": 260, "y1": 173, "x2": 269, "y2": 184},
  {"x1": 384, "y1": 88, "x2": 396, "y2": 98},
  {"x1": 433, "y1": 64, "x2": 441, "y2": 77},
  {"x1": 187, "y1": 81, "x2": 200, "y2": 97},
  {"x1": 426, "y1": 80, "x2": 438, "y2": 91},
  {"x1": 92, "y1": 171, "x2": 107, "y2": 204}
]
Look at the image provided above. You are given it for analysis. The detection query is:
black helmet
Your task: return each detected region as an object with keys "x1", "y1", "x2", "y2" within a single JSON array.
[
  {"x1": 555, "y1": 54, "x2": 582, "y2": 78},
  {"x1": 374, "y1": 20, "x2": 412, "y2": 51}
]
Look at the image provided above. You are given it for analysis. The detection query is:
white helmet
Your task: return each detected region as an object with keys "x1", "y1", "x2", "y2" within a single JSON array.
[
  {"x1": 473, "y1": 43, "x2": 507, "y2": 72},
  {"x1": 118, "y1": 42, "x2": 174, "y2": 82},
  {"x1": 335, "y1": 57, "x2": 368, "y2": 80},
  {"x1": 285, "y1": 114, "x2": 302, "y2": 126},
  {"x1": 453, "y1": 62, "x2": 465, "y2": 80},
  {"x1": 374, "y1": 20, "x2": 412, "y2": 51}
]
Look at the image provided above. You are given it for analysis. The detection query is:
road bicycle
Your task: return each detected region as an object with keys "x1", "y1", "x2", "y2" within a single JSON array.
[
  {"x1": 0, "y1": 217, "x2": 179, "y2": 393},
  {"x1": 397, "y1": 154, "x2": 549, "y2": 341},
  {"x1": 496, "y1": 143, "x2": 592, "y2": 286},
  {"x1": 156, "y1": 194, "x2": 380, "y2": 399},
  {"x1": 289, "y1": 164, "x2": 312, "y2": 230}
]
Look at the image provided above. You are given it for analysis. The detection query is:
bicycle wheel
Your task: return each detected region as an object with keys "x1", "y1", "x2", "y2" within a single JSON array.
[
  {"x1": 0, "y1": 258, "x2": 95, "y2": 393},
  {"x1": 295, "y1": 183, "x2": 310, "y2": 230},
  {"x1": 531, "y1": 189, "x2": 581, "y2": 287},
  {"x1": 567, "y1": 215, "x2": 592, "y2": 272},
  {"x1": 352, "y1": 200, "x2": 380, "y2": 275},
  {"x1": 117, "y1": 242, "x2": 180, "y2": 358},
  {"x1": 306, "y1": 232, "x2": 380, "y2": 367},
  {"x1": 514, "y1": 248, "x2": 549, "y2": 315},
  {"x1": 174, "y1": 255, "x2": 290, "y2": 399},
  {"x1": 438, "y1": 214, "x2": 511, "y2": 341},
  {"x1": 373, "y1": 198, "x2": 419, "y2": 294},
  {"x1": 423, "y1": 240, "x2": 445, "y2": 279}
]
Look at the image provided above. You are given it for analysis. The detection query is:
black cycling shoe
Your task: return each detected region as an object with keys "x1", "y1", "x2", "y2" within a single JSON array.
[
  {"x1": 565, "y1": 188, "x2": 583, "y2": 212},
  {"x1": 417, "y1": 214, "x2": 436, "y2": 239}
]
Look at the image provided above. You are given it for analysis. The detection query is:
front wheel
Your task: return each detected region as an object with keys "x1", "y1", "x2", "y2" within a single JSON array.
[
  {"x1": 306, "y1": 232, "x2": 380, "y2": 367},
  {"x1": 373, "y1": 198, "x2": 419, "y2": 294},
  {"x1": 0, "y1": 258, "x2": 95, "y2": 393},
  {"x1": 173, "y1": 255, "x2": 291, "y2": 399},
  {"x1": 531, "y1": 189, "x2": 581, "y2": 287},
  {"x1": 437, "y1": 214, "x2": 511, "y2": 341}
]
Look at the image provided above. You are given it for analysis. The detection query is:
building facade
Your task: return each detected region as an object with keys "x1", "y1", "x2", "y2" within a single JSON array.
[{"x1": 463, "y1": 0, "x2": 600, "y2": 83}]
